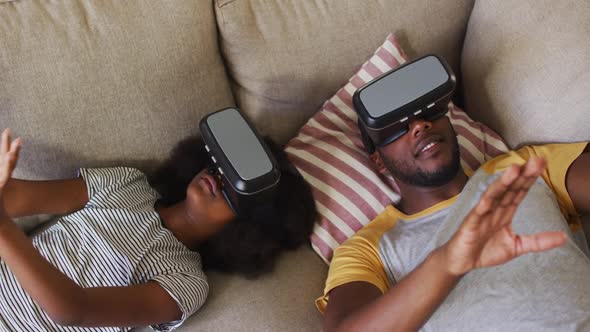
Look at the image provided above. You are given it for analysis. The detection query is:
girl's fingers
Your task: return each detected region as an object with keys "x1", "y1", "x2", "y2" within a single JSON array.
[
  {"x1": 0, "y1": 131, "x2": 21, "y2": 184},
  {"x1": 1, "y1": 128, "x2": 9, "y2": 154},
  {"x1": 10, "y1": 138, "x2": 21, "y2": 157}
]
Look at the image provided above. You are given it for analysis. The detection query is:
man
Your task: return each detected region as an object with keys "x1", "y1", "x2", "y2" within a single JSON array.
[{"x1": 318, "y1": 114, "x2": 590, "y2": 331}]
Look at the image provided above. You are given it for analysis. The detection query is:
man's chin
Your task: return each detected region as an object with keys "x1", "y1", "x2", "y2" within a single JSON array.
[
  {"x1": 417, "y1": 156, "x2": 454, "y2": 173},
  {"x1": 425, "y1": 162, "x2": 461, "y2": 186},
  {"x1": 384, "y1": 145, "x2": 461, "y2": 187}
]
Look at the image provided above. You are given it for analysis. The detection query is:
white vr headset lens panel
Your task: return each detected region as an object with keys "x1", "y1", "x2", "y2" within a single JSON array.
[
  {"x1": 199, "y1": 108, "x2": 280, "y2": 214},
  {"x1": 358, "y1": 55, "x2": 450, "y2": 119},
  {"x1": 353, "y1": 55, "x2": 456, "y2": 147},
  {"x1": 205, "y1": 108, "x2": 273, "y2": 183}
]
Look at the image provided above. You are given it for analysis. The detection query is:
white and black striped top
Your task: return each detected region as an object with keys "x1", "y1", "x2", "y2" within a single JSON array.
[{"x1": 0, "y1": 167, "x2": 209, "y2": 332}]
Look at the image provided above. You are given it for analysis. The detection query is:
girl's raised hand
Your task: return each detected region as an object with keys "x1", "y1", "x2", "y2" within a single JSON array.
[{"x1": 0, "y1": 128, "x2": 21, "y2": 197}]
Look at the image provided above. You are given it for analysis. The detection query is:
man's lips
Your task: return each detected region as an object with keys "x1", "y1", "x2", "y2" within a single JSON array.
[{"x1": 414, "y1": 135, "x2": 444, "y2": 157}]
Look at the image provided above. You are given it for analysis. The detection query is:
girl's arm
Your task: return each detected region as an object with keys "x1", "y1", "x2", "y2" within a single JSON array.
[
  {"x1": 3, "y1": 178, "x2": 88, "y2": 218},
  {"x1": 0, "y1": 129, "x2": 182, "y2": 327},
  {"x1": 0, "y1": 129, "x2": 88, "y2": 218},
  {"x1": 0, "y1": 218, "x2": 182, "y2": 327}
]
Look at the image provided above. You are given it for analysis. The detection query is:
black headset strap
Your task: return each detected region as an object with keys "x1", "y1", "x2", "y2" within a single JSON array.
[{"x1": 357, "y1": 119, "x2": 376, "y2": 154}]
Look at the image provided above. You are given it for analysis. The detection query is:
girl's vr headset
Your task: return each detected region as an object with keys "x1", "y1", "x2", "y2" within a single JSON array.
[
  {"x1": 200, "y1": 108, "x2": 281, "y2": 216},
  {"x1": 353, "y1": 55, "x2": 456, "y2": 153}
]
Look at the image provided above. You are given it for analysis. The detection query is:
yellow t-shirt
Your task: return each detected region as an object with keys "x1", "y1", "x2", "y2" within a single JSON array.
[{"x1": 316, "y1": 142, "x2": 588, "y2": 313}]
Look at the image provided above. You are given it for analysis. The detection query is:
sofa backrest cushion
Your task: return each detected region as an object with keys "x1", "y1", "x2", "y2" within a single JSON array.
[
  {"x1": 462, "y1": 0, "x2": 590, "y2": 148},
  {"x1": 0, "y1": 0, "x2": 235, "y2": 179},
  {"x1": 215, "y1": 0, "x2": 475, "y2": 144}
]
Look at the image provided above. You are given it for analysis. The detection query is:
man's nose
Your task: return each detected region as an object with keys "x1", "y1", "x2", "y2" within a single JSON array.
[{"x1": 409, "y1": 118, "x2": 432, "y2": 138}]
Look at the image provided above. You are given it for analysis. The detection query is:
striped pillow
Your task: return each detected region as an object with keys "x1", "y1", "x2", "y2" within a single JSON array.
[{"x1": 285, "y1": 34, "x2": 509, "y2": 263}]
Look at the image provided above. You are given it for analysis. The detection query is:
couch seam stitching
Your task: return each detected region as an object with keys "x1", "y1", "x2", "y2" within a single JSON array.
[
  {"x1": 217, "y1": 0, "x2": 238, "y2": 9},
  {"x1": 0, "y1": 0, "x2": 20, "y2": 5}
]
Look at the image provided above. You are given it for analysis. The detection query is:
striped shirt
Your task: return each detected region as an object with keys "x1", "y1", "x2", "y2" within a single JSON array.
[{"x1": 0, "y1": 167, "x2": 209, "y2": 332}]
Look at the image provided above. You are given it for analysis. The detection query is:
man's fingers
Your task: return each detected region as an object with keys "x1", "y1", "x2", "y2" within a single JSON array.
[
  {"x1": 473, "y1": 165, "x2": 520, "y2": 216},
  {"x1": 498, "y1": 162, "x2": 530, "y2": 206},
  {"x1": 498, "y1": 184, "x2": 521, "y2": 208},
  {"x1": 512, "y1": 177, "x2": 537, "y2": 206},
  {"x1": 491, "y1": 202, "x2": 519, "y2": 227},
  {"x1": 523, "y1": 157, "x2": 546, "y2": 177},
  {"x1": 512, "y1": 169, "x2": 544, "y2": 207},
  {"x1": 515, "y1": 231, "x2": 567, "y2": 256},
  {"x1": 499, "y1": 158, "x2": 545, "y2": 207}
]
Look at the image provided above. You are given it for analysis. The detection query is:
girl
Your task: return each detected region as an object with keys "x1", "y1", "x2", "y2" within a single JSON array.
[{"x1": 0, "y1": 128, "x2": 316, "y2": 331}]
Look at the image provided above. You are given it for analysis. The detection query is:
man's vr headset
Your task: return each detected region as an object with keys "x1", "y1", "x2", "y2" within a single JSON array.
[
  {"x1": 200, "y1": 107, "x2": 281, "y2": 216},
  {"x1": 353, "y1": 55, "x2": 456, "y2": 154}
]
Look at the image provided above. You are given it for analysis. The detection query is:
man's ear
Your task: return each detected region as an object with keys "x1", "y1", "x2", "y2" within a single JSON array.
[
  {"x1": 444, "y1": 115, "x2": 455, "y2": 132},
  {"x1": 370, "y1": 151, "x2": 388, "y2": 175}
]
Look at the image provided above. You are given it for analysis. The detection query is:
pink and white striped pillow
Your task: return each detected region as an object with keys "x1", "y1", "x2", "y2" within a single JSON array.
[{"x1": 285, "y1": 34, "x2": 509, "y2": 263}]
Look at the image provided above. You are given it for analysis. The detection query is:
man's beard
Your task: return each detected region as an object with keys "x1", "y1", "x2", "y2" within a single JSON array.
[{"x1": 382, "y1": 135, "x2": 461, "y2": 187}]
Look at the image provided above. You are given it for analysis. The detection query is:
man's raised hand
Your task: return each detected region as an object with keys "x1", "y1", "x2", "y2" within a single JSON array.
[{"x1": 442, "y1": 157, "x2": 567, "y2": 276}]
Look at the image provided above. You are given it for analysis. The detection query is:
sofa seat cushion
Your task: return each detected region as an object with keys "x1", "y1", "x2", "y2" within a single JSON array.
[
  {"x1": 215, "y1": 0, "x2": 475, "y2": 143},
  {"x1": 132, "y1": 245, "x2": 327, "y2": 331},
  {"x1": 0, "y1": 0, "x2": 235, "y2": 179}
]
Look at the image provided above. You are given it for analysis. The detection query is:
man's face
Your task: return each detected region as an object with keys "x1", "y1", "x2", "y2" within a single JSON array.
[{"x1": 376, "y1": 116, "x2": 461, "y2": 187}]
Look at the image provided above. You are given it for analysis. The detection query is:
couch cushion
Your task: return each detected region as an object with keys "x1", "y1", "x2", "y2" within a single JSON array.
[
  {"x1": 462, "y1": 0, "x2": 590, "y2": 148},
  {"x1": 132, "y1": 245, "x2": 327, "y2": 332},
  {"x1": 0, "y1": 0, "x2": 234, "y2": 179},
  {"x1": 215, "y1": 0, "x2": 475, "y2": 144}
]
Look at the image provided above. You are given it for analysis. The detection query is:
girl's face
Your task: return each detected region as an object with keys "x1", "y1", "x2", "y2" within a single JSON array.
[{"x1": 185, "y1": 168, "x2": 235, "y2": 228}]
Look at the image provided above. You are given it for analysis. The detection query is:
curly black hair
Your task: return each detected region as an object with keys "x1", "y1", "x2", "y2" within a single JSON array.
[{"x1": 148, "y1": 135, "x2": 317, "y2": 277}]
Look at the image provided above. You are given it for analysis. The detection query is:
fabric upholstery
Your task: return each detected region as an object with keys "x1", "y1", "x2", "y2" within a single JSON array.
[
  {"x1": 0, "y1": 0, "x2": 235, "y2": 179},
  {"x1": 134, "y1": 245, "x2": 327, "y2": 332},
  {"x1": 2, "y1": 0, "x2": 588, "y2": 331},
  {"x1": 462, "y1": 0, "x2": 590, "y2": 148},
  {"x1": 215, "y1": 0, "x2": 475, "y2": 144}
]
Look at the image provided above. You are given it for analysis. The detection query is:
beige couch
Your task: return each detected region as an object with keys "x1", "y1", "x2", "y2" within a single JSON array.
[{"x1": 1, "y1": 0, "x2": 588, "y2": 331}]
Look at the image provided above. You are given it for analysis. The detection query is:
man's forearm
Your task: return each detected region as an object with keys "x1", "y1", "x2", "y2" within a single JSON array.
[
  {"x1": 0, "y1": 218, "x2": 86, "y2": 325},
  {"x1": 337, "y1": 246, "x2": 461, "y2": 332}
]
